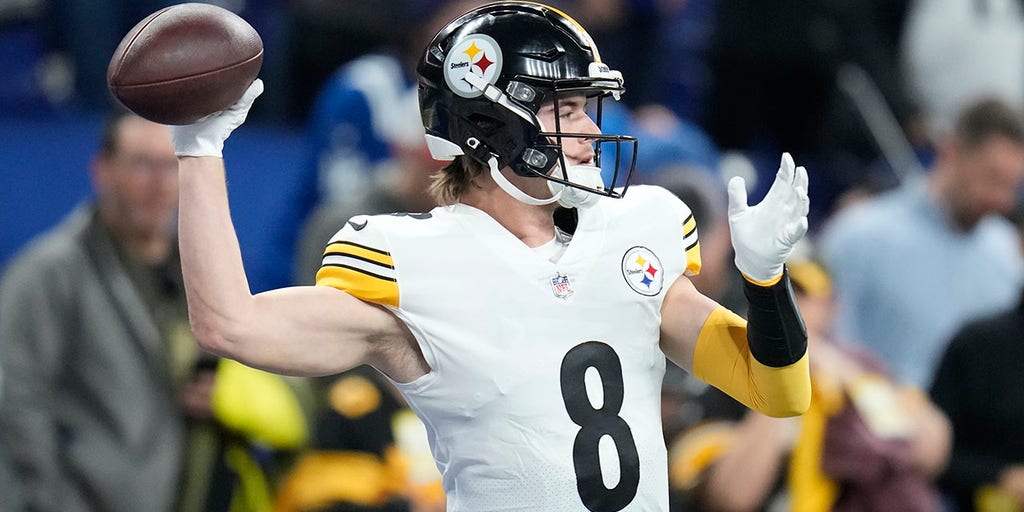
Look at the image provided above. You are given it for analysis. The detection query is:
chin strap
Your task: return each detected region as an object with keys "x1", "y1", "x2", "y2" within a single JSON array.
[
  {"x1": 547, "y1": 164, "x2": 605, "y2": 209},
  {"x1": 489, "y1": 157, "x2": 562, "y2": 206},
  {"x1": 489, "y1": 156, "x2": 607, "y2": 209}
]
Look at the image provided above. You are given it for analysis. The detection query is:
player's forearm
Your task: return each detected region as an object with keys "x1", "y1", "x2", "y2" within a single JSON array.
[
  {"x1": 692, "y1": 273, "x2": 811, "y2": 417},
  {"x1": 177, "y1": 156, "x2": 256, "y2": 356},
  {"x1": 741, "y1": 271, "x2": 808, "y2": 369}
]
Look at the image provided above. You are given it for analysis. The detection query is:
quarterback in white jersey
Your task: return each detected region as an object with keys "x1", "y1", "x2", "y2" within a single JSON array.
[
  {"x1": 171, "y1": 2, "x2": 812, "y2": 511},
  {"x1": 317, "y1": 186, "x2": 699, "y2": 510}
]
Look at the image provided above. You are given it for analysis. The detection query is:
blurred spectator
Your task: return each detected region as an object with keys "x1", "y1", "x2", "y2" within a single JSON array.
[
  {"x1": 0, "y1": 357, "x2": 21, "y2": 511},
  {"x1": 931, "y1": 288, "x2": 1024, "y2": 512},
  {"x1": 274, "y1": 366, "x2": 444, "y2": 512},
  {"x1": 929, "y1": 203, "x2": 1024, "y2": 512},
  {"x1": 901, "y1": 0, "x2": 1024, "y2": 142},
  {"x1": 0, "y1": 111, "x2": 310, "y2": 511},
  {"x1": 820, "y1": 97, "x2": 1024, "y2": 389},
  {"x1": 0, "y1": 111, "x2": 186, "y2": 511},
  {"x1": 671, "y1": 258, "x2": 951, "y2": 512}
]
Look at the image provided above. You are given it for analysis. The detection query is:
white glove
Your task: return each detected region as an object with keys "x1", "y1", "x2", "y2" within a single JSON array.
[
  {"x1": 727, "y1": 152, "x2": 809, "y2": 284},
  {"x1": 170, "y1": 79, "x2": 263, "y2": 157}
]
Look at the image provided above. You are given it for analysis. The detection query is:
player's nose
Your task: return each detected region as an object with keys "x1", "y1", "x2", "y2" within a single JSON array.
[{"x1": 580, "y1": 114, "x2": 601, "y2": 137}]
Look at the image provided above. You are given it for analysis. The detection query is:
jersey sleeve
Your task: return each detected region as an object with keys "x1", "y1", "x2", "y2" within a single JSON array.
[
  {"x1": 315, "y1": 215, "x2": 399, "y2": 308},
  {"x1": 649, "y1": 185, "x2": 702, "y2": 276},
  {"x1": 681, "y1": 207, "x2": 701, "y2": 277}
]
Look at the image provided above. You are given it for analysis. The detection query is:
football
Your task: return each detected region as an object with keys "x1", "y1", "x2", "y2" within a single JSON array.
[{"x1": 107, "y1": 3, "x2": 263, "y2": 125}]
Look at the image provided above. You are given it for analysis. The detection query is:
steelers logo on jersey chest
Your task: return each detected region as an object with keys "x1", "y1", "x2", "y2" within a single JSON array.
[{"x1": 621, "y1": 246, "x2": 664, "y2": 296}]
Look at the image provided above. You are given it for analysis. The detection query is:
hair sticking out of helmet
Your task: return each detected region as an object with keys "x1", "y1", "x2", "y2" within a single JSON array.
[{"x1": 417, "y1": 1, "x2": 637, "y2": 205}]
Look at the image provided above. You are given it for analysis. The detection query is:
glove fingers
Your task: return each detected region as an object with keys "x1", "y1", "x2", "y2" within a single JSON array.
[
  {"x1": 780, "y1": 152, "x2": 795, "y2": 183},
  {"x1": 764, "y1": 152, "x2": 796, "y2": 201},
  {"x1": 727, "y1": 176, "x2": 749, "y2": 217},
  {"x1": 795, "y1": 164, "x2": 809, "y2": 192},
  {"x1": 794, "y1": 186, "x2": 810, "y2": 217}
]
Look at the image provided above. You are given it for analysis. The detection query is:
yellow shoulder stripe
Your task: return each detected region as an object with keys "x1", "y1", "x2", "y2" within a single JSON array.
[
  {"x1": 685, "y1": 241, "x2": 702, "y2": 276},
  {"x1": 317, "y1": 267, "x2": 399, "y2": 308},
  {"x1": 683, "y1": 213, "x2": 697, "y2": 237},
  {"x1": 317, "y1": 241, "x2": 399, "y2": 307},
  {"x1": 323, "y1": 241, "x2": 394, "y2": 268},
  {"x1": 682, "y1": 213, "x2": 701, "y2": 276}
]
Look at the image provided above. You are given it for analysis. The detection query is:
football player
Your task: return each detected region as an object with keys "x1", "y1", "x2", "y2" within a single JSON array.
[{"x1": 172, "y1": 2, "x2": 812, "y2": 510}]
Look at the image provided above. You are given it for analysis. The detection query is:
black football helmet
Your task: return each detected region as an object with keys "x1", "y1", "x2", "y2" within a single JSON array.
[{"x1": 417, "y1": 1, "x2": 637, "y2": 200}]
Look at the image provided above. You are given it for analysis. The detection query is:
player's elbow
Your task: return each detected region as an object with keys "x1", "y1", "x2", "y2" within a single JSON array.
[
  {"x1": 188, "y1": 314, "x2": 231, "y2": 356},
  {"x1": 750, "y1": 355, "x2": 811, "y2": 417},
  {"x1": 187, "y1": 303, "x2": 251, "y2": 358},
  {"x1": 757, "y1": 391, "x2": 810, "y2": 418}
]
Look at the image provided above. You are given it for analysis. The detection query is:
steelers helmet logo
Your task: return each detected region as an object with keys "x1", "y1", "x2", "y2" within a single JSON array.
[
  {"x1": 621, "y1": 246, "x2": 664, "y2": 296},
  {"x1": 443, "y1": 34, "x2": 503, "y2": 98}
]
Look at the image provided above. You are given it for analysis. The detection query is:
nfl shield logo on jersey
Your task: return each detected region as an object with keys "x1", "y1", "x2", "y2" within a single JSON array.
[
  {"x1": 550, "y1": 272, "x2": 574, "y2": 299},
  {"x1": 621, "y1": 246, "x2": 664, "y2": 296}
]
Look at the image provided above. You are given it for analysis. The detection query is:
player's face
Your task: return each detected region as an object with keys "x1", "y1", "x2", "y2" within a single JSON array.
[
  {"x1": 949, "y1": 134, "x2": 1024, "y2": 228},
  {"x1": 536, "y1": 93, "x2": 600, "y2": 167},
  {"x1": 94, "y1": 116, "x2": 179, "y2": 240}
]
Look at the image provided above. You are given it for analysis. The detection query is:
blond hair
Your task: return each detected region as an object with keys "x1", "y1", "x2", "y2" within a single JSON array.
[{"x1": 428, "y1": 156, "x2": 487, "y2": 205}]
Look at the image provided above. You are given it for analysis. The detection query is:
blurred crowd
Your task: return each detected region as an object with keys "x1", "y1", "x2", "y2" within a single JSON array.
[{"x1": 2, "y1": 0, "x2": 1024, "y2": 511}]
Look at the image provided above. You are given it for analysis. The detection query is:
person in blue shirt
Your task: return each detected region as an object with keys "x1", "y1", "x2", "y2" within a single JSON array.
[{"x1": 820, "y1": 96, "x2": 1024, "y2": 389}]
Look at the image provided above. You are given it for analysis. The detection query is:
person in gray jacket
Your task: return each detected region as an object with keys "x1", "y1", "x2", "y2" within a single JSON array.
[{"x1": 0, "y1": 111, "x2": 208, "y2": 512}]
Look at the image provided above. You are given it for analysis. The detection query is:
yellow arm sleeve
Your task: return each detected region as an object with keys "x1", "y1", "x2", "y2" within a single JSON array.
[{"x1": 693, "y1": 307, "x2": 811, "y2": 417}]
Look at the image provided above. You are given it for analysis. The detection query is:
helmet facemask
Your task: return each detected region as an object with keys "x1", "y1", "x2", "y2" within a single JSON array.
[{"x1": 531, "y1": 77, "x2": 638, "y2": 208}]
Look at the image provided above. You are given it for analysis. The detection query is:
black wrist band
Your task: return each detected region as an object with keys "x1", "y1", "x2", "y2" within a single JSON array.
[{"x1": 743, "y1": 267, "x2": 808, "y2": 367}]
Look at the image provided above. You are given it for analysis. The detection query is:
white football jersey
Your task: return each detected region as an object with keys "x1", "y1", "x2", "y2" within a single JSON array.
[{"x1": 317, "y1": 185, "x2": 701, "y2": 511}]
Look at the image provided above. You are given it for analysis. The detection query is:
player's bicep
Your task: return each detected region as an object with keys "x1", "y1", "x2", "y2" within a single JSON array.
[
  {"x1": 230, "y1": 285, "x2": 402, "y2": 377},
  {"x1": 659, "y1": 275, "x2": 719, "y2": 372}
]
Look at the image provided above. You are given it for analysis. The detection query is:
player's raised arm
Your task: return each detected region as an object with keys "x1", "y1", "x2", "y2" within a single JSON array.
[
  {"x1": 660, "y1": 153, "x2": 811, "y2": 417},
  {"x1": 172, "y1": 81, "x2": 413, "y2": 378}
]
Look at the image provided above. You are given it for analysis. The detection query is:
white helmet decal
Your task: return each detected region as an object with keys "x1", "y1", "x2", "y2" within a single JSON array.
[{"x1": 443, "y1": 34, "x2": 504, "y2": 98}]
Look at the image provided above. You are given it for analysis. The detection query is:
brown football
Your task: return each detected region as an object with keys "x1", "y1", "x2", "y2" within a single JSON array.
[{"x1": 107, "y1": 3, "x2": 263, "y2": 125}]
